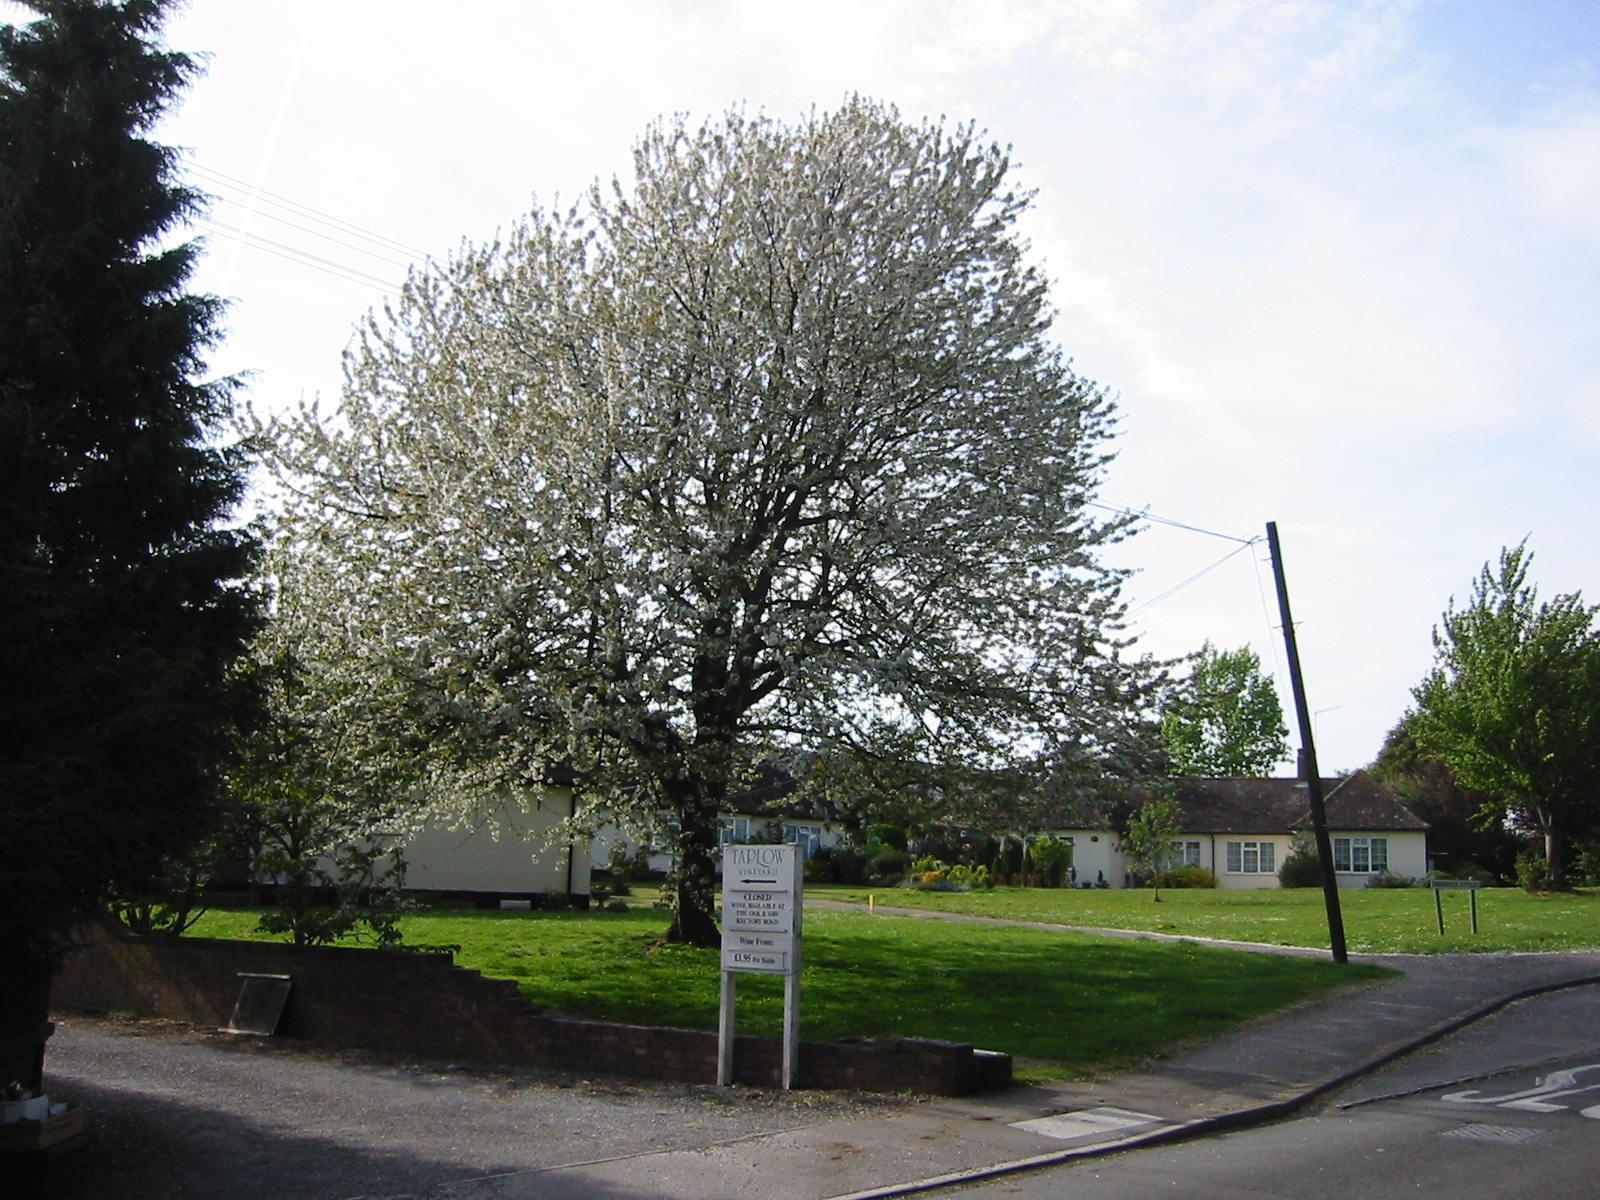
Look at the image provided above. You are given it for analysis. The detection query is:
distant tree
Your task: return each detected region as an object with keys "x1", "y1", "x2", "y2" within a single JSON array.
[
  {"x1": 0, "y1": 0, "x2": 259, "y2": 1086},
  {"x1": 1160, "y1": 642, "x2": 1289, "y2": 777},
  {"x1": 260, "y1": 100, "x2": 1163, "y2": 947},
  {"x1": 1123, "y1": 796, "x2": 1184, "y2": 901},
  {"x1": 1369, "y1": 712, "x2": 1521, "y2": 882},
  {"x1": 1410, "y1": 543, "x2": 1600, "y2": 890}
]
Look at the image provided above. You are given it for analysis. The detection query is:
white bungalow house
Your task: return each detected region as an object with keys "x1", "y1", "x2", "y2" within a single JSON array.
[
  {"x1": 398, "y1": 777, "x2": 593, "y2": 907},
  {"x1": 1058, "y1": 770, "x2": 1427, "y2": 889}
]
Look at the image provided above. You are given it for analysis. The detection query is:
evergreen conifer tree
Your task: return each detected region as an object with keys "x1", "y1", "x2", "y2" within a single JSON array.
[{"x1": 0, "y1": 0, "x2": 258, "y2": 1086}]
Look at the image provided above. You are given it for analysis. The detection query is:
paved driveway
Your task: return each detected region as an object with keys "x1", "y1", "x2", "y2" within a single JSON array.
[{"x1": 30, "y1": 1015, "x2": 897, "y2": 1200}]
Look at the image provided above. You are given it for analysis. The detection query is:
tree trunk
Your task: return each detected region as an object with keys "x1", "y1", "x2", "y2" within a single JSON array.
[
  {"x1": 1545, "y1": 824, "x2": 1567, "y2": 891},
  {"x1": 0, "y1": 952, "x2": 54, "y2": 1094},
  {"x1": 665, "y1": 782, "x2": 721, "y2": 947}
]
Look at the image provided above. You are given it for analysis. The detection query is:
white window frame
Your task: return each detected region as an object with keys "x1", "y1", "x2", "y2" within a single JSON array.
[
  {"x1": 1225, "y1": 840, "x2": 1276, "y2": 874},
  {"x1": 1170, "y1": 840, "x2": 1202, "y2": 868},
  {"x1": 781, "y1": 823, "x2": 817, "y2": 858},
  {"x1": 718, "y1": 817, "x2": 750, "y2": 846},
  {"x1": 1333, "y1": 836, "x2": 1388, "y2": 873}
]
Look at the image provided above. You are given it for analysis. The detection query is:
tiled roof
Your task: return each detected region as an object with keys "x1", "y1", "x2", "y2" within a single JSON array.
[{"x1": 1162, "y1": 769, "x2": 1426, "y2": 834}]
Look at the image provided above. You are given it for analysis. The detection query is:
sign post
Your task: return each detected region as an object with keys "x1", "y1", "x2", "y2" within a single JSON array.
[
  {"x1": 718, "y1": 844, "x2": 803, "y2": 1088},
  {"x1": 1430, "y1": 878, "x2": 1483, "y2": 935}
]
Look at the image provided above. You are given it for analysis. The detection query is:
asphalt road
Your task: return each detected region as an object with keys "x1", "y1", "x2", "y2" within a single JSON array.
[
  {"x1": 949, "y1": 984, "x2": 1600, "y2": 1200},
  {"x1": 21, "y1": 1014, "x2": 894, "y2": 1200}
]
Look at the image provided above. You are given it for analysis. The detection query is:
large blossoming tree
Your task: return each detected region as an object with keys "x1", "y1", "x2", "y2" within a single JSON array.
[{"x1": 263, "y1": 100, "x2": 1160, "y2": 944}]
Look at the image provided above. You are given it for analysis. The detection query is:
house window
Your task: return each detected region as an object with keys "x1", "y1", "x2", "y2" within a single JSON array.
[
  {"x1": 1170, "y1": 840, "x2": 1201, "y2": 867},
  {"x1": 1333, "y1": 837, "x2": 1388, "y2": 873},
  {"x1": 1225, "y1": 841, "x2": 1276, "y2": 874},
  {"x1": 781, "y1": 823, "x2": 816, "y2": 858},
  {"x1": 718, "y1": 817, "x2": 749, "y2": 846}
]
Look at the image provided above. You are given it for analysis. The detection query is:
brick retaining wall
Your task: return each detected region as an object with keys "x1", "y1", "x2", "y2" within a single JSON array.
[{"x1": 52, "y1": 923, "x2": 1010, "y2": 1095}]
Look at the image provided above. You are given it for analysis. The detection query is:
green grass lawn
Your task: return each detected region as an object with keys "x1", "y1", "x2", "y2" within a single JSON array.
[
  {"x1": 187, "y1": 905, "x2": 1386, "y2": 1080},
  {"x1": 807, "y1": 883, "x2": 1600, "y2": 954}
]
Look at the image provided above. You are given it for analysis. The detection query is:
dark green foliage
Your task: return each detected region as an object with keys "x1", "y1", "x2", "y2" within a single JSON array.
[
  {"x1": 864, "y1": 824, "x2": 908, "y2": 851},
  {"x1": 1278, "y1": 833, "x2": 1324, "y2": 888},
  {"x1": 805, "y1": 844, "x2": 869, "y2": 884},
  {"x1": 864, "y1": 842, "x2": 908, "y2": 883},
  {"x1": 1410, "y1": 543, "x2": 1600, "y2": 889},
  {"x1": 1371, "y1": 713, "x2": 1521, "y2": 883},
  {"x1": 1161, "y1": 642, "x2": 1289, "y2": 777},
  {"x1": 1153, "y1": 865, "x2": 1217, "y2": 889},
  {"x1": 0, "y1": 0, "x2": 258, "y2": 994},
  {"x1": 1026, "y1": 834, "x2": 1073, "y2": 887},
  {"x1": 1516, "y1": 848, "x2": 1549, "y2": 894}
]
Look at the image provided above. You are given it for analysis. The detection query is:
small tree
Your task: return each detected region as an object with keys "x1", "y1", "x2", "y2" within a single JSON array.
[
  {"x1": 1161, "y1": 643, "x2": 1289, "y2": 777},
  {"x1": 1411, "y1": 543, "x2": 1600, "y2": 890},
  {"x1": 223, "y1": 568, "x2": 421, "y2": 948},
  {"x1": 1123, "y1": 796, "x2": 1184, "y2": 901}
]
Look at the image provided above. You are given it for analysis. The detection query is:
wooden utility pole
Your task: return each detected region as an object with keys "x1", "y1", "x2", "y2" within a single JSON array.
[{"x1": 1266, "y1": 522, "x2": 1348, "y2": 965}]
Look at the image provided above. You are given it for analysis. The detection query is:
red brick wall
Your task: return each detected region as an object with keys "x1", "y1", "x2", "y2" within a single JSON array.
[{"x1": 52, "y1": 924, "x2": 1010, "y2": 1095}]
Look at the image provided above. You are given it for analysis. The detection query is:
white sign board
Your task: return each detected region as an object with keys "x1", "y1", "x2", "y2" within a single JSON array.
[
  {"x1": 718, "y1": 844, "x2": 804, "y2": 1088},
  {"x1": 721, "y1": 844, "x2": 798, "y2": 974}
]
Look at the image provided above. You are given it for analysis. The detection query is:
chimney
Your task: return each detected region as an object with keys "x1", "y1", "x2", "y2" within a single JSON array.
[{"x1": 1296, "y1": 747, "x2": 1309, "y2": 786}]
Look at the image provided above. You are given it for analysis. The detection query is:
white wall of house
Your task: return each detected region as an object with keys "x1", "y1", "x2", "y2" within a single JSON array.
[
  {"x1": 402, "y1": 787, "x2": 591, "y2": 898},
  {"x1": 1329, "y1": 829, "x2": 1428, "y2": 887},
  {"x1": 1207, "y1": 833, "x2": 1293, "y2": 890},
  {"x1": 1056, "y1": 829, "x2": 1125, "y2": 888}
]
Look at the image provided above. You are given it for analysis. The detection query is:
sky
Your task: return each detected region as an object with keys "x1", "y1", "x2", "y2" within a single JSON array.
[{"x1": 13, "y1": 0, "x2": 1596, "y2": 773}]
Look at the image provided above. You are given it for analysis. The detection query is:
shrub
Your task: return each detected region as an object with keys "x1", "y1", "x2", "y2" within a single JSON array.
[
  {"x1": 805, "y1": 844, "x2": 869, "y2": 884},
  {"x1": 1153, "y1": 866, "x2": 1216, "y2": 889},
  {"x1": 1365, "y1": 871, "x2": 1418, "y2": 888},
  {"x1": 1278, "y1": 832, "x2": 1322, "y2": 888},
  {"x1": 1027, "y1": 835, "x2": 1074, "y2": 888},
  {"x1": 865, "y1": 824, "x2": 908, "y2": 851},
  {"x1": 604, "y1": 899, "x2": 629, "y2": 913},
  {"x1": 1516, "y1": 847, "x2": 1549, "y2": 893},
  {"x1": 946, "y1": 863, "x2": 992, "y2": 890},
  {"x1": 865, "y1": 844, "x2": 908, "y2": 883}
]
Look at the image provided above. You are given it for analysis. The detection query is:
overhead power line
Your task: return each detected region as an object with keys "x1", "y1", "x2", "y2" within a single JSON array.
[
  {"x1": 183, "y1": 155, "x2": 430, "y2": 260},
  {"x1": 1088, "y1": 500, "x2": 1255, "y2": 545},
  {"x1": 196, "y1": 217, "x2": 402, "y2": 293}
]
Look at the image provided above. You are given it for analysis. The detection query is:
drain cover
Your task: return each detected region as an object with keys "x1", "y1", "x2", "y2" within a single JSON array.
[{"x1": 1441, "y1": 1123, "x2": 1545, "y2": 1145}]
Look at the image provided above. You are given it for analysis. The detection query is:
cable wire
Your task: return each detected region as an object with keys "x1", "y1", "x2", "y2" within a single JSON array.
[{"x1": 1089, "y1": 500, "x2": 1255, "y2": 545}]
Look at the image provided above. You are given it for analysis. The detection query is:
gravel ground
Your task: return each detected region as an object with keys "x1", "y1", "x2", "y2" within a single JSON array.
[{"x1": 25, "y1": 1014, "x2": 905, "y2": 1200}]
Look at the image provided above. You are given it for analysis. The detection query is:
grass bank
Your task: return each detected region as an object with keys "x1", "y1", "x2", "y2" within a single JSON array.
[
  {"x1": 807, "y1": 884, "x2": 1600, "y2": 954},
  {"x1": 187, "y1": 906, "x2": 1387, "y2": 1080}
]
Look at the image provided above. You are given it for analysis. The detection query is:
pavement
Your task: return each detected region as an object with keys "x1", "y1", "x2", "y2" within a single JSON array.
[
  {"x1": 415, "y1": 934, "x2": 1600, "y2": 1200},
  {"x1": 33, "y1": 908, "x2": 1600, "y2": 1200}
]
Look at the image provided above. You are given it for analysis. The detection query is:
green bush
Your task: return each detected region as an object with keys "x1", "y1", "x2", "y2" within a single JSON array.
[
  {"x1": 1278, "y1": 832, "x2": 1322, "y2": 888},
  {"x1": 865, "y1": 824, "x2": 908, "y2": 851},
  {"x1": 1153, "y1": 865, "x2": 1216, "y2": 889},
  {"x1": 806, "y1": 844, "x2": 869, "y2": 884},
  {"x1": 1365, "y1": 870, "x2": 1418, "y2": 888},
  {"x1": 1027, "y1": 835, "x2": 1074, "y2": 888},
  {"x1": 1516, "y1": 847, "x2": 1549, "y2": 893},
  {"x1": 864, "y1": 843, "x2": 908, "y2": 883},
  {"x1": 604, "y1": 898, "x2": 629, "y2": 913}
]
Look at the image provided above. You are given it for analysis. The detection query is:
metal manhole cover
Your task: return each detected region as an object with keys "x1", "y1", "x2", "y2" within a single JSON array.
[{"x1": 1441, "y1": 1123, "x2": 1545, "y2": 1145}]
